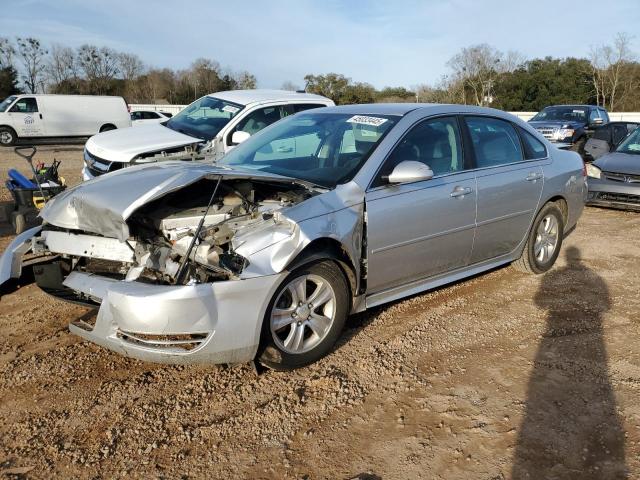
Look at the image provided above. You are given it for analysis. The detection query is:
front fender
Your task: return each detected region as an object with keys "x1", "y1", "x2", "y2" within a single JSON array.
[{"x1": 0, "y1": 226, "x2": 41, "y2": 286}]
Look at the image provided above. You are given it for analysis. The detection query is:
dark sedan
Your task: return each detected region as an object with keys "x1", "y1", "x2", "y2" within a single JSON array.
[{"x1": 587, "y1": 127, "x2": 640, "y2": 211}]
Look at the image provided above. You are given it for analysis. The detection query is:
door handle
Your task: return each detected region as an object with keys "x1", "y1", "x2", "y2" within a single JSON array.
[
  {"x1": 39, "y1": 113, "x2": 43, "y2": 119},
  {"x1": 450, "y1": 186, "x2": 473, "y2": 198},
  {"x1": 525, "y1": 172, "x2": 543, "y2": 182}
]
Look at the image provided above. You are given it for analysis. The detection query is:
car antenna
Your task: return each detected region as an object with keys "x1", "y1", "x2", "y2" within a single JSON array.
[{"x1": 174, "y1": 175, "x2": 223, "y2": 284}]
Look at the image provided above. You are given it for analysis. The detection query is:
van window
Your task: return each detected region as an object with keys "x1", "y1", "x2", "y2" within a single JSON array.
[
  {"x1": 0, "y1": 95, "x2": 18, "y2": 112},
  {"x1": 10, "y1": 97, "x2": 38, "y2": 113},
  {"x1": 465, "y1": 116, "x2": 524, "y2": 167}
]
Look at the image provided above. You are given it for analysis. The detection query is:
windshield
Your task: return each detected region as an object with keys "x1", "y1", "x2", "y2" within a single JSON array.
[
  {"x1": 616, "y1": 127, "x2": 640, "y2": 155},
  {"x1": 0, "y1": 95, "x2": 17, "y2": 113},
  {"x1": 531, "y1": 107, "x2": 587, "y2": 123},
  {"x1": 165, "y1": 96, "x2": 243, "y2": 141},
  {"x1": 219, "y1": 112, "x2": 398, "y2": 188}
]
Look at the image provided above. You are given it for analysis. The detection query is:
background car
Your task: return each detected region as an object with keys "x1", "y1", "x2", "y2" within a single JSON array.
[
  {"x1": 82, "y1": 89, "x2": 334, "y2": 180},
  {"x1": 0, "y1": 94, "x2": 131, "y2": 146},
  {"x1": 130, "y1": 110, "x2": 172, "y2": 126},
  {"x1": 586, "y1": 126, "x2": 640, "y2": 211},
  {"x1": 584, "y1": 121, "x2": 639, "y2": 161},
  {"x1": 528, "y1": 104, "x2": 609, "y2": 153},
  {"x1": 1, "y1": 104, "x2": 586, "y2": 370}
]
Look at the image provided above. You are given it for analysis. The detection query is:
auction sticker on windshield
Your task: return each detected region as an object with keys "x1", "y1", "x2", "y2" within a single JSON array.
[
  {"x1": 346, "y1": 115, "x2": 388, "y2": 127},
  {"x1": 222, "y1": 105, "x2": 240, "y2": 114}
]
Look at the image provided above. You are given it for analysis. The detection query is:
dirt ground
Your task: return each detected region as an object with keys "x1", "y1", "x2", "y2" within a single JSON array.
[{"x1": 0, "y1": 145, "x2": 638, "y2": 479}]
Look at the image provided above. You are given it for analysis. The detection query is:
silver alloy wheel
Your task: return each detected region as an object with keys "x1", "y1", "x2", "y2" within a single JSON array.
[
  {"x1": 534, "y1": 214, "x2": 559, "y2": 263},
  {"x1": 270, "y1": 274, "x2": 337, "y2": 354},
  {"x1": 0, "y1": 131, "x2": 13, "y2": 144}
]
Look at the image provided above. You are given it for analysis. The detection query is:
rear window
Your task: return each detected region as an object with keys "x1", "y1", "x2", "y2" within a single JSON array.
[{"x1": 519, "y1": 127, "x2": 547, "y2": 160}]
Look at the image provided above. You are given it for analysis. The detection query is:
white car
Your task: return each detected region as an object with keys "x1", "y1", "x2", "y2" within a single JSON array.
[
  {"x1": 130, "y1": 110, "x2": 172, "y2": 126},
  {"x1": 83, "y1": 90, "x2": 334, "y2": 180},
  {"x1": 0, "y1": 94, "x2": 130, "y2": 146}
]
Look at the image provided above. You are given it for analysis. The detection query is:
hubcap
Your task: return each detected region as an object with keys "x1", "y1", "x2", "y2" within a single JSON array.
[
  {"x1": 270, "y1": 274, "x2": 337, "y2": 354},
  {"x1": 0, "y1": 131, "x2": 12, "y2": 144},
  {"x1": 534, "y1": 214, "x2": 559, "y2": 264}
]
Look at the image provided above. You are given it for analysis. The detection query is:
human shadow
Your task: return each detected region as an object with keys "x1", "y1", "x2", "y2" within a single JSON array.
[{"x1": 512, "y1": 246, "x2": 627, "y2": 479}]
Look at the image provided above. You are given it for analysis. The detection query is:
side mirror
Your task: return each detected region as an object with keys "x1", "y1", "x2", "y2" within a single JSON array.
[
  {"x1": 231, "y1": 130, "x2": 251, "y2": 145},
  {"x1": 385, "y1": 160, "x2": 434, "y2": 185}
]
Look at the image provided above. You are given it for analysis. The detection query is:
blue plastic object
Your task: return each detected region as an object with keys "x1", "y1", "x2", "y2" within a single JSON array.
[{"x1": 8, "y1": 169, "x2": 37, "y2": 189}]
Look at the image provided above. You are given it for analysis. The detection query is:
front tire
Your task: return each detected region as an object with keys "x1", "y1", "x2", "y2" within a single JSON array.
[
  {"x1": 0, "y1": 126, "x2": 17, "y2": 146},
  {"x1": 513, "y1": 202, "x2": 564, "y2": 274},
  {"x1": 258, "y1": 260, "x2": 350, "y2": 370}
]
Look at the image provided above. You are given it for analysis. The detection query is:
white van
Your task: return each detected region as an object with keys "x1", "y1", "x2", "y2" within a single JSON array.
[
  {"x1": 82, "y1": 90, "x2": 333, "y2": 180},
  {"x1": 0, "y1": 94, "x2": 131, "y2": 146}
]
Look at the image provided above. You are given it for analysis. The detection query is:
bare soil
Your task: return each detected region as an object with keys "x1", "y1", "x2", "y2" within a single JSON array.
[{"x1": 0, "y1": 146, "x2": 638, "y2": 479}]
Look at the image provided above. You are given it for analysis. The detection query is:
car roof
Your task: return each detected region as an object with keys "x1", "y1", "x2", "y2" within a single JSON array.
[
  {"x1": 311, "y1": 103, "x2": 520, "y2": 118},
  {"x1": 210, "y1": 89, "x2": 331, "y2": 106},
  {"x1": 543, "y1": 104, "x2": 598, "y2": 109}
]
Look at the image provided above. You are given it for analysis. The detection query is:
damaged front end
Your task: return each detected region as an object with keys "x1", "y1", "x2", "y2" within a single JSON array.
[{"x1": 1, "y1": 163, "x2": 336, "y2": 363}]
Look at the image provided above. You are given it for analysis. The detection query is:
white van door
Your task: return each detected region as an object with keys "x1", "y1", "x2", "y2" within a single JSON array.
[{"x1": 8, "y1": 97, "x2": 46, "y2": 137}]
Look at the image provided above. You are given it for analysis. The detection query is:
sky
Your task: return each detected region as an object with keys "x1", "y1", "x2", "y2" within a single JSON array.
[{"x1": 1, "y1": 0, "x2": 639, "y2": 90}]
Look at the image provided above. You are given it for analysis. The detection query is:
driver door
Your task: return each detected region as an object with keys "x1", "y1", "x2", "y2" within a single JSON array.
[
  {"x1": 9, "y1": 97, "x2": 45, "y2": 137},
  {"x1": 365, "y1": 116, "x2": 477, "y2": 294}
]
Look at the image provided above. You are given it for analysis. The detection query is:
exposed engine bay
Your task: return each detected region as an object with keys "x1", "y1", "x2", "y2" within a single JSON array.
[{"x1": 32, "y1": 178, "x2": 314, "y2": 289}]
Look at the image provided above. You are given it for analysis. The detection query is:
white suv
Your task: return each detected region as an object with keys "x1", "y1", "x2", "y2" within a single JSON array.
[
  {"x1": 130, "y1": 110, "x2": 172, "y2": 126},
  {"x1": 83, "y1": 90, "x2": 334, "y2": 180}
]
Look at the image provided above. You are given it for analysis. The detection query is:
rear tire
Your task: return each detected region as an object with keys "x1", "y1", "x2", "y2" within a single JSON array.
[
  {"x1": 0, "y1": 126, "x2": 17, "y2": 146},
  {"x1": 513, "y1": 202, "x2": 564, "y2": 274},
  {"x1": 257, "y1": 260, "x2": 350, "y2": 370}
]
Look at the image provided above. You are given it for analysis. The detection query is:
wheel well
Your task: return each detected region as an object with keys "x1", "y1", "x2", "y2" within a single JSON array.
[
  {"x1": 0, "y1": 125, "x2": 16, "y2": 134},
  {"x1": 546, "y1": 196, "x2": 568, "y2": 225},
  {"x1": 99, "y1": 123, "x2": 116, "y2": 132},
  {"x1": 285, "y1": 238, "x2": 358, "y2": 298}
]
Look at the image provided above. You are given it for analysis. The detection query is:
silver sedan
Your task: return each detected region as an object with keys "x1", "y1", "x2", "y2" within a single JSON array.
[{"x1": 0, "y1": 104, "x2": 586, "y2": 369}]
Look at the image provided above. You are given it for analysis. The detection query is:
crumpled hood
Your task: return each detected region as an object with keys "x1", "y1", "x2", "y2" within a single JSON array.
[
  {"x1": 86, "y1": 123, "x2": 201, "y2": 164},
  {"x1": 40, "y1": 162, "x2": 312, "y2": 241},
  {"x1": 529, "y1": 120, "x2": 585, "y2": 129},
  {"x1": 594, "y1": 152, "x2": 640, "y2": 175}
]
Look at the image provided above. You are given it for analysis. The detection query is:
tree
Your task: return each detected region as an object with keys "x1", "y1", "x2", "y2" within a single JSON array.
[
  {"x1": 303, "y1": 73, "x2": 351, "y2": 104},
  {"x1": 76, "y1": 45, "x2": 120, "y2": 94},
  {"x1": 0, "y1": 37, "x2": 16, "y2": 69},
  {"x1": 447, "y1": 44, "x2": 504, "y2": 106},
  {"x1": 376, "y1": 86, "x2": 415, "y2": 103},
  {"x1": 16, "y1": 37, "x2": 48, "y2": 93},
  {"x1": 46, "y1": 44, "x2": 77, "y2": 92},
  {"x1": 235, "y1": 71, "x2": 257, "y2": 89},
  {"x1": 118, "y1": 52, "x2": 144, "y2": 81},
  {"x1": 589, "y1": 33, "x2": 636, "y2": 110},
  {"x1": 0, "y1": 66, "x2": 20, "y2": 98}
]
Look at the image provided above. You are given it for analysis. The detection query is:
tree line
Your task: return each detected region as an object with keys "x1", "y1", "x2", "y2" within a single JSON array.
[{"x1": 1, "y1": 33, "x2": 639, "y2": 111}]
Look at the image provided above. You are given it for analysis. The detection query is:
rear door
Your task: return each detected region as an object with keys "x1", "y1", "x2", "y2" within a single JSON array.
[
  {"x1": 584, "y1": 125, "x2": 612, "y2": 161},
  {"x1": 365, "y1": 116, "x2": 477, "y2": 294},
  {"x1": 464, "y1": 116, "x2": 545, "y2": 264},
  {"x1": 9, "y1": 97, "x2": 46, "y2": 137}
]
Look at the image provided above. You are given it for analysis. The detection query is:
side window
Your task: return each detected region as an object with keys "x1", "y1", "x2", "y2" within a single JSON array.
[
  {"x1": 377, "y1": 116, "x2": 464, "y2": 183},
  {"x1": 465, "y1": 116, "x2": 523, "y2": 168},
  {"x1": 235, "y1": 106, "x2": 284, "y2": 136},
  {"x1": 599, "y1": 109, "x2": 609, "y2": 123},
  {"x1": 589, "y1": 109, "x2": 600, "y2": 123},
  {"x1": 627, "y1": 123, "x2": 639, "y2": 135},
  {"x1": 10, "y1": 98, "x2": 38, "y2": 113},
  {"x1": 518, "y1": 127, "x2": 547, "y2": 160},
  {"x1": 143, "y1": 112, "x2": 159, "y2": 119},
  {"x1": 612, "y1": 125, "x2": 629, "y2": 145},
  {"x1": 592, "y1": 126, "x2": 610, "y2": 141},
  {"x1": 292, "y1": 104, "x2": 324, "y2": 114}
]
